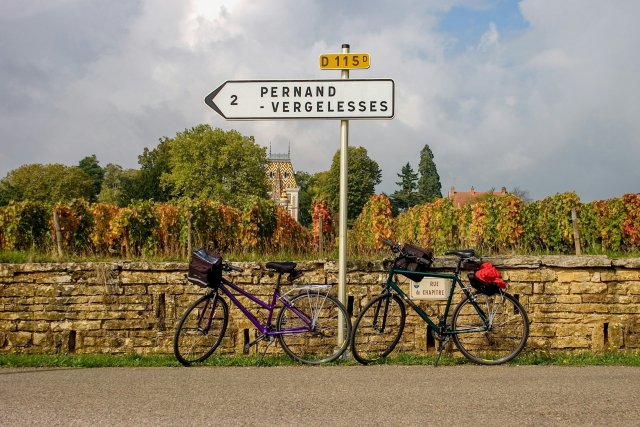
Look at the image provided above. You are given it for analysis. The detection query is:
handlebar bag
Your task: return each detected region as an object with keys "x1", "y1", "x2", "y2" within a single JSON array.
[
  {"x1": 188, "y1": 248, "x2": 223, "y2": 288},
  {"x1": 393, "y1": 243, "x2": 433, "y2": 282}
]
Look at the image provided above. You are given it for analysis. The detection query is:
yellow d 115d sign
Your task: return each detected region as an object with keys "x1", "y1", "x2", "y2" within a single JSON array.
[{"x1": 320, "y1": 53, "x2": 370, "y2": 69}]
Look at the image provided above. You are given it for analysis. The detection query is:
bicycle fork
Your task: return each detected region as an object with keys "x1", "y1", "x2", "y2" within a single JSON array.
[
  {"x1": 372, "y1": 294, "x2": 392, "y2": 333},
  {"x1": 197, "y1": 294, "x2": 220, "y2": 334}
]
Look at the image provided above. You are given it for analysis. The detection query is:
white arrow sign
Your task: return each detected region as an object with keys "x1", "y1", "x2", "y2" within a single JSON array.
[{"x1": 205, "y1": 79, "x2": 394, "y2": 120}]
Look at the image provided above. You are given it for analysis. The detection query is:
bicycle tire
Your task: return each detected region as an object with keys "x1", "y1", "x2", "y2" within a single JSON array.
[
  {"x1": 276, "y1": 292, "x2": 351, "y2": 364},
  {"x1": 350, "y1": 293, "x2": 406, "y2": 365},
  {"x1": 173, "y1": 293, "x2": 228, "y2": 366},
  {"x1": 451, "y1": 292, "x2": 529, "y2": 365}
]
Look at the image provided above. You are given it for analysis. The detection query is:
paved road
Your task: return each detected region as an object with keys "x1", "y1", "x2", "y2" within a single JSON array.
[{"x1": 2, "y1": 365, "x2": 639, "y2": 426}]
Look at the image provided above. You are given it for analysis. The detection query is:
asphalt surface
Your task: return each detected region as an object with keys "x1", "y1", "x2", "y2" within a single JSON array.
[{"x1": 2, "y1": 365, "x2": 639, "y2": 426}]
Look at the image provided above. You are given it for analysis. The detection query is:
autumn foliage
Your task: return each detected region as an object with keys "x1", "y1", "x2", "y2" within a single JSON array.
[
  {"x1": 355, "y1": 192, "x2": 640, "y2": 255},
  {"x1": 0, "y1": 198, "x2": 310, "y2": 257},
  {"x1": 1, "y1": 192, "x2": 639, "y2": 258}
]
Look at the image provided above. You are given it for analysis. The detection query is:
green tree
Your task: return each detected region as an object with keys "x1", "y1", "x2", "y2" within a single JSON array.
[
  {"x1": 78, "y1": 155, "x2": 104, "y2": 202},
  {"x1": 308, "y1": 171, "x2": 331, "y2": 202},
  {"x1": 294, "y1": 171, "x2": 313, "y2": 227},
  {"x1": 417, "y1": 144, "x2": 442, "y2": 202},
  {"x1": 98, "y1": 164, "x2": 141, "y2": 206},
  {"x1": 326, "y1": 146, "x2": 382, "y2": 223},
  {"x1": 391, "y1": 162, "x2": 419, "y2": 212},
  {"x1": 162, "y1": 125, "x2": 270, "y2": 207},
  {"x1": 136, "y1": 137, "x2": 173, "y2": 202},
  {"x1": 0, "y1": 164, "x2": 94, "y2": 205}
]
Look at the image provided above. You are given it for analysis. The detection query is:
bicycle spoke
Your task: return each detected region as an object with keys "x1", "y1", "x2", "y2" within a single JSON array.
[
  {"x1": 277, "y1": 293, "x2": 351, "y2": 364},
  {"x1": 173, "y1": 295, "x2": 228, "y2": 366},
  {"x1": 350, "y1": 294, "x2": 405, "y2": 365}
]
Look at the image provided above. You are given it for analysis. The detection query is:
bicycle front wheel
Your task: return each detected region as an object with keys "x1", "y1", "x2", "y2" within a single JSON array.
[
  {"x1": 173, "y1": 293, "x2": 228, "y2": 366},
  {"x1": 276, "y1": 292, "x2": 351, "y2": 364},
  {"x1": 452, "y1": 292, "x2": 529, "y2": 365},
  {"x1": 350, "y1": 293, "x2": 406, "y2": 365}
]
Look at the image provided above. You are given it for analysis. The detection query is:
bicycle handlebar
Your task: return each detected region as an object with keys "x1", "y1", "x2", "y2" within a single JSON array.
[
  {"x1": 382, "y1": 239, "x2": 476, "y2": 266},
  {"x1": 381, "y1": 239, "x2": 401, "y2": 252},
  {"x1": 381, "y1": 239, "x2": 431, "y2": 266}
]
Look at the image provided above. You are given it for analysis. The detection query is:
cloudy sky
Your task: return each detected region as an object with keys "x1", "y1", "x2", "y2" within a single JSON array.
[{"x1": 1, "y1": 0, "x2": 639, "y2": 202}]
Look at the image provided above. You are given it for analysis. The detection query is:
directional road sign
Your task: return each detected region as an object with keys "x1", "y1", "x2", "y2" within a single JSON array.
[{"x1": 204, "y1": 79, "x2": 394, "y2": 120}]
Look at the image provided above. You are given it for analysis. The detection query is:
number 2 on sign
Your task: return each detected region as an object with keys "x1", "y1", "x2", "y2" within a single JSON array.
[{"x1": 230, "y1": 95, "x2": 238, "y2": 105}]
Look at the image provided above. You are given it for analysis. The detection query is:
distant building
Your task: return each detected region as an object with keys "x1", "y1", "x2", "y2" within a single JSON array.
[
  {"x1": 265, "y1": 147, "x2": 299, "y2": 222},
  {"x1": 448, "y1": 186, "x2": 508, "y2": 207}
]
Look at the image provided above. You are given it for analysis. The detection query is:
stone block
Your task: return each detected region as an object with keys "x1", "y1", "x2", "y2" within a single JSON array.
[
  {"x1": 121, "y1": 271, "x2": 167, "y2": 284},
  {"x1": 124, "y1": 285, "x2": 147, "y2": 295},
  {"x1": 570, "y1": 282, "x2": 607, "y2": 294},
  {"x1": 543, "y1": 284, "x2": 570, "y2": 295},
  {"x1": 600, "y1": 270, "x2": 640, "y2": 282},
  {"x1": 551, "y1": 334, "x2": 591, "y2": 349},
  {"x1": 507, "y1": 270, "x2": 542, "y2": 282},
  {"x1": 8, "y1": 332, "x2": 32, "y2": 347},
  {"x1": 556, "y1": 323, "x2": 592, "y2": 337},
  {"x1": 529, "y1": 324, "x2": 556, "y2": 337},
  {"x1": 0, "y1": 284, "x2": 36, "y2": 297},
  {"x1": 557, "y1": 271, "x2": 592, "y2": 283},
  {"x1": 507, "y1": 283, "x2": 533, "y2": 295},
  {"x1": 556, "y1": 295, "x2": 582, "y2": 304}
]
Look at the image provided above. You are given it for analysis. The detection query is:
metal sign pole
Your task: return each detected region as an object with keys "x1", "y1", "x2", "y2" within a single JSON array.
[{"x1": 338, "y1": 43, "x2": 349, "y2": 345}]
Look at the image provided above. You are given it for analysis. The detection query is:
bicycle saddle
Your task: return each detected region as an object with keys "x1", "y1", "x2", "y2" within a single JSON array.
[
  {"x1": 444, "y1": 249, "x2": 476, "y2": 258},
  {"x1": 265, "y1": 262, "x2": 297, "y2": 273}
]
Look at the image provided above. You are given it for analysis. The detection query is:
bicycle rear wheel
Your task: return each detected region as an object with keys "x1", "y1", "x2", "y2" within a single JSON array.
[
  {"x1": 350, "y1": 293, "x2": 405, "y2": 365},
  {"x1": 173, "y1": 293, "x2": 228, "y2": 366},
  {"x1": 276, "y1": 292, "x2": 351, "y2": 364},
  {"x1": 451, "y1": 292, "x2": 529, "y2": 365}
]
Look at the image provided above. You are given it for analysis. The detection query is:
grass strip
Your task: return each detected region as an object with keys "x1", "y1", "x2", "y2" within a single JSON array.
[{"x1": 1, "y1": 350, "x2": 639, "y2": 368}]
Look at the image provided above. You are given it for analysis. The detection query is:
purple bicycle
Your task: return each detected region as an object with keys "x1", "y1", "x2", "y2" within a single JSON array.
[{"x1": 173, "y1": 253, "x2": 352, "y2": 366}]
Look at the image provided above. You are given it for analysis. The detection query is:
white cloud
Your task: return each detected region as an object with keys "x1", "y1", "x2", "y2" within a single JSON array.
[{"x1": 1, "y1": 0, "x2": 639, "y2": 202}]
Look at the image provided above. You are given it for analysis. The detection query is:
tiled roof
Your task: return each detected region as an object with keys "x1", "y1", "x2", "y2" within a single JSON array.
[{"x1": 448, "y1": 186, "x2": 508, "y2": 206}]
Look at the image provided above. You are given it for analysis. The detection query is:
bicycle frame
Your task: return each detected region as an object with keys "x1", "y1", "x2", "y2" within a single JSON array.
[
  {"x1": 205, "y1": 276, "x2": 324, "y2": 337},
  {"x1": 383, "y1": 266, "x2": 492, "y2": 336}
]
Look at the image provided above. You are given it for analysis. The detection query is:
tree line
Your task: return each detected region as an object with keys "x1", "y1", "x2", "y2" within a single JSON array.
[{"x1": 0, "y1": 124, "x2": 444, "y2": 227}]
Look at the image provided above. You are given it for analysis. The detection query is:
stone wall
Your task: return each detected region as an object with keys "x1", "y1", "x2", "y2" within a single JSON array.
[{"x1": 1, "y1": 256, "x2": 640, "y2": 356}]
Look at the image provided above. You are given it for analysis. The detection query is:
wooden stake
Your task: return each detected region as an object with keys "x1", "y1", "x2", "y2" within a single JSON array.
[
  {"x1": 571, "y1": 207, "x2": 582, "y2": 255},
  {"x1": 52, "y1": 208, "x2": 64, "y2": 257}
]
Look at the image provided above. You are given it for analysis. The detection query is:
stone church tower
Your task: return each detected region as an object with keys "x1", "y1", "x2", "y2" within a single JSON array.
[{"x1": 265, "y1": 146, "x2": 300, "y2": 222}]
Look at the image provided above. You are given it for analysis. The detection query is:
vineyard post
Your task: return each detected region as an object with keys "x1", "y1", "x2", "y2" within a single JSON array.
[
  {"x1": 571, "y1": 207, "x2": 582, "y2": 255},
  {"x1": 319, "y1": 212, "x2": 324, "y2": 255},
  {"x1": 52, "y1": 208, "x2": 64, "y2": 257},
  {"x1": 187, "y1": 215, "x2": 192, "y2": 256}
]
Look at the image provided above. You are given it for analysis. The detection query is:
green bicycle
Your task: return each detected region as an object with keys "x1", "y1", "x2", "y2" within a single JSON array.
[{"x1": 350, "y1": 239, "x2": 529, "y2": 366}]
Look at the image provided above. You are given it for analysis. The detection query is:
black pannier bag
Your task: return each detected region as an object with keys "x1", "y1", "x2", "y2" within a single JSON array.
[
  {"x1": 393, "y1": 243, "x2": 434, "y2": 282},
  {"x1": 467, "y1": 262, "x2": 507, "y2": 295},
  {"x1": 467, "y1": 272, "x2": 501, "y2": 296},
  {"x1": 187, "y1": 248, "x2": 223, "y2": 288}
]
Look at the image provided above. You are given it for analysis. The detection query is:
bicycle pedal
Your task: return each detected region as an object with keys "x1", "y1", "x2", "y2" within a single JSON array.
[{"x1": 243, "y1": 344, "x2": 250, "y2": 354}]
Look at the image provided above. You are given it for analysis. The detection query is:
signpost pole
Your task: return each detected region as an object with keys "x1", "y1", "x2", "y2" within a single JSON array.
[{"x1": 338, "y1": 44, "x2": 349, "y2": 346}]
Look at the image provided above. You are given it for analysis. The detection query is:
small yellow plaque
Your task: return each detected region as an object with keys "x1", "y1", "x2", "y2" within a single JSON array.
[{"x1": 320, "y1": 53, "x2": 371, "y2": 69}]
